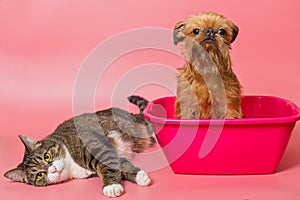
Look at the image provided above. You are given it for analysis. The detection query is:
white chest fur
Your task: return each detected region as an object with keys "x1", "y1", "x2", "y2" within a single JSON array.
[
  {"x1": 63, "y1": 146, "x2": 95, "y2": 178},
  {"x1": 47, "y1": 145, "x2": 95, "y2": 184}
]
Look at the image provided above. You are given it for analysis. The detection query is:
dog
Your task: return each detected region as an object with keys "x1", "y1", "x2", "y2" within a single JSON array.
[{"x1": 173, "y1": 11, "x2": 242, "y2": 119}]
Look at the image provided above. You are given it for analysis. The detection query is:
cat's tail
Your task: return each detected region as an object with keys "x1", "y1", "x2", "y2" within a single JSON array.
[{"x1": 127, "y1": 95, "x2": 149, "y2": 114}]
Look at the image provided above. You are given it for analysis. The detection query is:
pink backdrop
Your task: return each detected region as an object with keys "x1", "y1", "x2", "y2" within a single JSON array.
[{"x1": 1, "y1": 0, "x2": 300, "y2": 199}]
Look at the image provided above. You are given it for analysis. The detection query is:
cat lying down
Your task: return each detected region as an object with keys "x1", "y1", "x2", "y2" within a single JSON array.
[{"x1": 4, "y1": 96, "x2": 156, "y2": 198}]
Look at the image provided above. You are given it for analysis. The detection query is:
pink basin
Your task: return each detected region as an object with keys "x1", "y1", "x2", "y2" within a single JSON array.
[{"x1": 144, "y1": 96, "x2": 300, "y2": 174}]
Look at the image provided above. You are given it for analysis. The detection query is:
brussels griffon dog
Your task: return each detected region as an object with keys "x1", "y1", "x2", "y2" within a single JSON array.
[{"x1": 174, "y1": 11, "x2": 242, "y2": 119}]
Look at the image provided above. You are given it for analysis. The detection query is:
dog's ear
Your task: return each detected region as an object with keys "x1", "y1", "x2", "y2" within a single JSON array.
[
  {"x1": 173, "y1": 21, "x2": 186, "y2": 45},
  {"x1": 230, "y1": 22, "x2": 239, "y2": 43}
]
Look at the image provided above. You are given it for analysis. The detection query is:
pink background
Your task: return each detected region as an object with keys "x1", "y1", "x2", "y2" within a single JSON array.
[{"x1": 1, "y1": 0, "x2": 300, "y2": 199}]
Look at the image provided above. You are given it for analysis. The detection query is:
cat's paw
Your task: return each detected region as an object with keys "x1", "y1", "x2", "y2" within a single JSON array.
[
  {"x1": 136, "y1": 170, "x2": 151, "y2": 186},
  {"x1": 102, "y1": 184, "x2": 124, "y2": 198}
]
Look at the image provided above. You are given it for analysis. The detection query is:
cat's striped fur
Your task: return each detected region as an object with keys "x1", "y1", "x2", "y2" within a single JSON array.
[{"x1": 4, "y1": 96, "x2": 155, "y2": 198}]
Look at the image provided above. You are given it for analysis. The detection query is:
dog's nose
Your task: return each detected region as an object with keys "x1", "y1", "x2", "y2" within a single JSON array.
[{"x1": 205, "y1": 29, "x2": 216, "y2": 38}]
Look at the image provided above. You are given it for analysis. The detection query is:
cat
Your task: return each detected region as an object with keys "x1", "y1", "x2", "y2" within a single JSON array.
[{"x1": 4, "y1": 96, "x2": 156, "y2": 198}]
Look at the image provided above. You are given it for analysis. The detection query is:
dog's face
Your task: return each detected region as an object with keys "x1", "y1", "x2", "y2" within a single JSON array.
[{"x1": 173, "y1": 12, "x2": 239, "y2": 52}]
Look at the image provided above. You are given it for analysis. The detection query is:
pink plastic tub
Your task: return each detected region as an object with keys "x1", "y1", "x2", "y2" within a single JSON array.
[{"x1": 144, "y1": 96, "x2": 300, "y2": 174}]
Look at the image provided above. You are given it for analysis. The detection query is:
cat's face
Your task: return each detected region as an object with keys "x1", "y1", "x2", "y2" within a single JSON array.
[{"x1": 4, "y1": 135, "x2": 69, "y2": 186}]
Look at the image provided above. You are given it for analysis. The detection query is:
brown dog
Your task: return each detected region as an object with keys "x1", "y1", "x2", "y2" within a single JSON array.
[{"x1": 174, "y1": 12, "x2": 242, "y2": 119}]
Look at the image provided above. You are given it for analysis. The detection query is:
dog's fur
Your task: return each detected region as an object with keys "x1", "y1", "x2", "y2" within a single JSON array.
[{"x1": 174, "y1": 11, "x2": 242, "y2": 119}]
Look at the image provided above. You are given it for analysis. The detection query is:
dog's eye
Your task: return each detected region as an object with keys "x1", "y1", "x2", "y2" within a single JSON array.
[
  {"x1": 192, "y1": 28, "x2": 200, "y2": 35},
  {"x1": 218, "y1": 28, "x2": 226, "y2": 36}
]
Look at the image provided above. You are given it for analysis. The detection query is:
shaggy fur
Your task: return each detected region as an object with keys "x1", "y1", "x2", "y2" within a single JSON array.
[{"x1": 174, "y1": 11, "x2": 242, "y2": 119}]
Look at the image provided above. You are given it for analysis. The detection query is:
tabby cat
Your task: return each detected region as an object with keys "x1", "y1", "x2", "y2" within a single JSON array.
[{"x1": 4, "y1": 96, "x2": 156, "y2": 198}]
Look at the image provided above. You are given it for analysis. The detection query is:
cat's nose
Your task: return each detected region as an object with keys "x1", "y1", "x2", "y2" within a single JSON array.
[{"x1": 49, "y1": 166, "x2": 58, "y2": 173}]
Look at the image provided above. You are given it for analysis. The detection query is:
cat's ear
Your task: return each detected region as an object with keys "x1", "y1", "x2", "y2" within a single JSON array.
[
  {"x1": 19, "y1": 135, "x2": 37, "y2": 151},
  {"x1": 4, "y1": 167, "x2": 24, "y2": 182}
]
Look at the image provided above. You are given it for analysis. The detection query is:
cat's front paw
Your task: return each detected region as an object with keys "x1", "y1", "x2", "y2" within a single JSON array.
[
  {"x1": 136, "y1": 170, "x2": 151, "y2": 186},
  {"x1": 102, "y1": 184, "x2": 124, "y2": 198}
]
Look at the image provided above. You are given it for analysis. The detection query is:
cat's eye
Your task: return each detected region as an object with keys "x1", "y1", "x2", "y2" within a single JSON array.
[
  {"x1": 44, "y1": 153, "x2": 52, "y2": 162},
  {"x1": 36, "y1": 172, "x2": 46, "y2": 179},
  {"x1": 192, "y1": 28, "x2": 200, "y2": 35},
  {"x1": 218, "y1": 28, "x2": 227, "y2": 36}
]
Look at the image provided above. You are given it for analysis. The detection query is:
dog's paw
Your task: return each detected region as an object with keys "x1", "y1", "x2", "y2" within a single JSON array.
[
  {"x1": 136, "y1": 170, "x2": 151, "y2": 186},
  {"x1": 102, "y1": 184, "x2": 124, "y2": 198}
]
